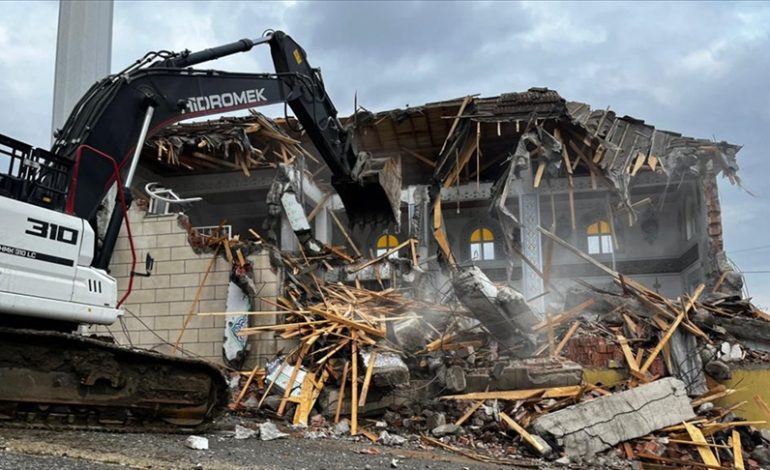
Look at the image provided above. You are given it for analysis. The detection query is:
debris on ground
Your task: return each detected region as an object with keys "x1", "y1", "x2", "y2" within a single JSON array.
[
  {"x1": 258, "y1": 421, "x2": 288, "y2": 441},
  {"x1": 184, "y1": 435, "x2": 209, "y2": 451}
]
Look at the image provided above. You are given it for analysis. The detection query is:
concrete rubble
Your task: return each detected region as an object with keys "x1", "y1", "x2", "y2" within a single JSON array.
[
  {"x1": 532, "y1": 378, "x2": 695, "y2": 457},
  {"x1": 184, "y1": 436, "x2": 209, "y2": 451}
]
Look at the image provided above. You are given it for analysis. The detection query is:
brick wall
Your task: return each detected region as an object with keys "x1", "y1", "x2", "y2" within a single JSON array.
[{"x1": 93, "y1": 206, "x2": 291, "y2": 368}]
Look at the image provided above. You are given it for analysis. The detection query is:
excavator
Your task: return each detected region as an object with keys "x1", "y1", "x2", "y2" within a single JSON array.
[{"x1": 0, "y1": 31, "x2": 400, "y2": 430}]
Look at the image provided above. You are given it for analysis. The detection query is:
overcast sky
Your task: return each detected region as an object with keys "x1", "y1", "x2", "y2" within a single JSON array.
[{"x1": 1, "y1": 1, "x2": 768, "y2": 306}]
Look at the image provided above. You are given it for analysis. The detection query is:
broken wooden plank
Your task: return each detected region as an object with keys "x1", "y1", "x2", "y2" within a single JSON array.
[
  {"x1": 308, "y1": 306, "x2": 385, "y2": 337},
  {"x1": 235, "y1": 248, "x2": 246, "y2": 268},
  {"x1": 438, "y1": 95, "x2": 473, "y2": 157},
  {"x1": 222, "y1": 238, "x2": 234, "y2": 263},
  {"x1": 306, "y1": 192, "x2": 331, "y2": 222},
  {"x1": 277, "y1": 344, "x2": 309, "y2": 416},
  {"x1": 350, "y1": 332, "x2": 359, "y2": 435},
  {"x1": 349, "y1": 238, "x2": 413, "y2": 273},
  {"x1": 691, "y1": 388, "x2": 739, "y2": 408},
  {"x1": 359, "y1": 351, "x2": 377, "y2": 407},
  {"x1": 441, "y1": 385, "x2": 583, "y2": 401},
  {"x1": 636, "y1": 452, "x2": 732, "y2": 470},
  {"x1": 546, "y1": 312, "x2": 556, "y2": 357},
  {"x1": 684, "y1": 422, "x2": 720, "y2": 468},
  {"x1": 172, "y1": 247, "x2": 220, "y2": 354},
  {"x1": 554, "y1": 321, "x2": 580, "y2": 356},
  {"x1": 454, "y1": 400, "x2": 484, "y2": 427},
  {"x1": 499, "y1": 411, "x2": 547, "y2": 456},
  {"x1": 401, "y1": 147, "x2": 436, "y2": 168},
  {"x1": 616, "y1": 334, "x2": 640, "y2": 372},
  {"x1": 640, "y1": 310, "x2": 684, "y2": 374},
  {"x1": 754, "y1": 394, "x2": 770, "y2": 421},
  {"x1": 532, "y1": 299, "x2": 594, "y2": 332},
  {"x1": 733, "y1": 429, "x2": 745, "y2": 470},
  {"x1": 329, "y1": 210, "x2": 362, "y2": 258},
  {"x1": 538, "y1": 226, "x2": 619, "y2": 278},
  {"x1": 533, "y1": 161, "x2": 546, "y2": 188},
  {"x1": 334, "y1": 360, "x2": 350, "y2": 424},
  {"x1": 232, "y1": 363, "x2": 262, "y2": 408}
]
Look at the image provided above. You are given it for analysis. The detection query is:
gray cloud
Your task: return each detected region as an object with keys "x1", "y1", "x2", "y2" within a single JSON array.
[{"x1": 1, "y1": 0, "x2": 767, "y2": 306}]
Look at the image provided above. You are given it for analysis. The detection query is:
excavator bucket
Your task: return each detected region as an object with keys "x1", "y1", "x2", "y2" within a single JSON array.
[{"x1": 332, "y1": 156, "x2": 402, "y2": 227}]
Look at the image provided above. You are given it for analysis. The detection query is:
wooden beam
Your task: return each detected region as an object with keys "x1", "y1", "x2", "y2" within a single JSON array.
[
  {"x1": 359, "y1": 351, "x2": 377, "y2": 407},
  {"x1": 334, "y1": 361, "x2": 349, "y2": 424},
  {"x1": 309, "y1": 306, "x2": 385, "y2": 337},
  {"x1": 441, "y1": 385, "x2": 583, "y2": 401},
  {"x1": 753, "y1": 394, "x2": 770, "y2": 420},
  {"x1": 640, "y1": 310, "x2": 684, "y2": 374},
  {"x1": 616, "y1": 334, "x2": 640, "y2": 372},
  {"x1": 533, "y1": 160, "x2": 546, "y2": 188},
  {"x1": 537, "y1": 226, "x2": 619, "y2": 278},
  {"x1": 499, "y1": 411, "x2": 547, "y2": 456},
  {"x1": 307, "y1": 192, "x2": 331, "y2": 222},
  {"x1": 733, "y1": 430, "x2": 745, "y2": 470},
  {"x1": 684, "y1": 422, "x2": 720, "y2": 468},
  {"x1": 438, "y1": 95, "x2": 472, "y2": 157},
  {"x1": 350, "y1": 332, "x2": 359, "y2": 435},
  {"x1": 532, "y1": 299, "x2": 594, "y2": 332},
  {"x1": 349, "y1": 239, "x2": 414, "y2": 273},
  {"x1": 329, "y1": 210, "x2": 362, "y2": 258},
  {"x1": 277, "y1": 344, "x2": 309, "y2": 416},
  {"x1": 554, "y1": 321, "x2": 580, "y2": 356},
  {"x1": 233, "y1": 363, "x2": 262, "y2": 407},
  {"x1": 401, "y1": 147, "x2": 436, "y2": 168},
  {"x1": 172, "y1": 247, "x2": 220, "y2": 354},
  {"x1": 454, "y1": 400, "x2": 483, "y2": 427}
]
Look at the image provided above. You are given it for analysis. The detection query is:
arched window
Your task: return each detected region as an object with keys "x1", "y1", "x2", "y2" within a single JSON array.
[
  {"x1": 376, "y1": 234, "x2": 399, "y2": 258},
  {"x1": 469, "y1": 228, "x2": 495, "y2": 261},
  {"x1": 587, "y1": 220, "x2": 613, "y2": 254}
]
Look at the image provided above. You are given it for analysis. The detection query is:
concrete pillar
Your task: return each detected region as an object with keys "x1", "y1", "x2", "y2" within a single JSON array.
[
  {"x1": 52, "y1": 0, "x2": 114, "y2": 138},
  {"x1": 519, "y1": 192, "x2": 544, "y2": 315},
  {"x1": 280, "y1": 214, "x2": 297, "y2": 252},
  {"x1": 314, "y1": 208, "x2": 331, "y2": 245}
]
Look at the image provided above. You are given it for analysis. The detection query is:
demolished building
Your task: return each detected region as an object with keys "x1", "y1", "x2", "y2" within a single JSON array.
[
  {"x1": 97, "y1": 88, "x2": 743, "y2": 367},
  {"x1": 88, "y1": 88, "x2": 770, "y2": 467}
]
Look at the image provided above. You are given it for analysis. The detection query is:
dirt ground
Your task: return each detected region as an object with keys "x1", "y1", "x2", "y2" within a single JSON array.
[{"x1": 0, "y1": 427, "x2": 528, "y2": 470}]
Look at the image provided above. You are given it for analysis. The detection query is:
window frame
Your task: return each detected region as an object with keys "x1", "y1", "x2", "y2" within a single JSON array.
[
  {"x1": 586, "y1": 220, "x2": 613, "y2": 255},
  {"x1": 469, "y1": 227, "x2": 495, "y2": 261},
  {"x1": 375, "y1": 234, "x2": 400, "y2": 259}
]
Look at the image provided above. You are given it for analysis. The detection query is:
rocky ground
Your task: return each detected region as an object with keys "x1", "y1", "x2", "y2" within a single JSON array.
[{"x1": 0, "y1": 426, "x2": 534, "y2": 470}]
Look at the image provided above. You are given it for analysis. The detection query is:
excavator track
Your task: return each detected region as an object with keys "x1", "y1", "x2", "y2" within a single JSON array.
[{"x1": 0, "y1": 327, "x2": 229, "y2": 433}]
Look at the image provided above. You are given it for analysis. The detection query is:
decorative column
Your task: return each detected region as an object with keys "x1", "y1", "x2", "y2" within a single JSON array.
[{"x1": 518, "y1": 192, "x2": 545, "y2": 315}]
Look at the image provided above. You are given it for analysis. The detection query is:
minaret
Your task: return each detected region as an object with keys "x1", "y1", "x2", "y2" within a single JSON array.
[{"x1": 51, "y1": 0, "x2": 113, "y2": 141}]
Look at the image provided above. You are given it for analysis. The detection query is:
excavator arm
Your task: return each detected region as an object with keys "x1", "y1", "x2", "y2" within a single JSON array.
[{"x1": 50, "y1": 31, "x2": 400, "y2": 269}]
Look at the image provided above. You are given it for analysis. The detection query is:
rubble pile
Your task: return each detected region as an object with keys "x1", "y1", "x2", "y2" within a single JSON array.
[
  {"x1": 211, "y1": 233, "x2": 770, "y2": 469},
  {"x1": 170, "y1": 106, "x2": 770, "y2": 468}
]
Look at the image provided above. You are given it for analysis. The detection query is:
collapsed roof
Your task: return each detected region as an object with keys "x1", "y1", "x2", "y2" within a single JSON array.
[{"x1": 140, "y1": 88, "x2": 742, "y2": 217}]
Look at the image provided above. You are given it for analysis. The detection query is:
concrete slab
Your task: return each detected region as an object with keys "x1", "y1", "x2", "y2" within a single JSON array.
[
  {"x1": 465, "y1": 358, "x2": 583, "y2": 392},
  {"x1": 531, "y1": 377, "x2": 695, "y2": 458}
]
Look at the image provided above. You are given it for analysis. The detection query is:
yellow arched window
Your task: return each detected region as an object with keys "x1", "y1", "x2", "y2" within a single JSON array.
[
  {"x1": 376, "y1": 234, "x2": 399, "y2": 258},
  {"x1": 469, "y1": 228, "x2": 495, "y2": 261},
  {"x1": 587, "y1": 220, "x2": 613, "y2": 254}
]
